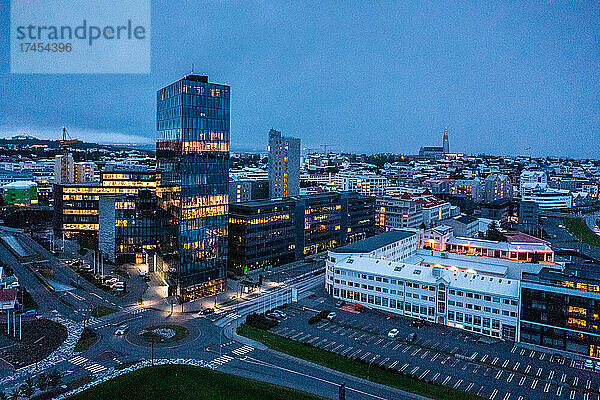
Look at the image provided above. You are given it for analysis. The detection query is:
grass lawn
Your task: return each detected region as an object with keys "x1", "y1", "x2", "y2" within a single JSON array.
[
  {"x1": 91, "y1": 306, "x2": 117, "y2": 318},
  {"x1": 0, "y1": 319, "x2": 67, "y2": 368},
  {"x1": 74, "y1": 328, "x2": 98, "y2": 352},
  {"x1": 68, "y1": 364, "x2": 326, "y2": 400},
  {"x1": 238, "y1": 325, "x2": 484, "y2": 400},
  {"x1": 139, "y1": 325, "x2": 189, "y2": 343},
  {"x1": 562, "y1": 217, "x2": 600, "y2": 247}
]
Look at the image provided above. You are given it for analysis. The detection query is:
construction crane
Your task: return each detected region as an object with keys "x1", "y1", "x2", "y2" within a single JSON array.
[{"x1": 59, "y1": 126, "x2": 78, "y2": 154}]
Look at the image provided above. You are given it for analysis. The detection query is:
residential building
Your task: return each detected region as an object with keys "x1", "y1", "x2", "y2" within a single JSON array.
[
  {"x1": 54, "y1": 153, "x2": 74, "y2": 184},
  {"x1": 268, "y1": 128, "x2": 300, "y2": 198},
  {"x1": 483, "y1": 174, "x2": 512, "y2": 203},
  {"x1": 156, "y1": 74, "x2": 230, "y2": 299},
  {"x1": 74, "y1": 162, "x2": 97, "y2": 183},
  {"x1": 519, "y1": 170, "x2": 547, "y2": 196},
  {"x1": 455, "y1": 178, "x2": 481, "y2": 202},
  {"x1": 339, "y1": 171, "x2": 390, "y2": 197}
]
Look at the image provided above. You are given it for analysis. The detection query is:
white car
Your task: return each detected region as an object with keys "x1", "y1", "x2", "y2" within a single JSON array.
[
  {"x1": 115, "y1": 324, "x2": 129, "y2": 335},
  {"x1": 388, "y1": 328, "x2": 399, "y2": 338},
  {"x1": 326, "y1": 312, "x2": 336, "y2": 320},
  {"x1": 584, "y1": 359, "x2": 594, "y2": 370}
]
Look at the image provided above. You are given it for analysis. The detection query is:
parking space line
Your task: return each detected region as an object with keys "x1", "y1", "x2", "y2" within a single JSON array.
[
  {"x1": 421, "y1": 350, "x2": 430, "y2": 359},
  {"x1": 442, "y1": 375, "x2": 451, "y2": 385},
  {"x1": 502, "y1": 360, "x2": 509, "y2": 368},
  {"x1": 560, "y1": 373, "x2": 566, "y2": 383},
  {"x1": 511, "y1": 346, "x2": 517, "y2": 353},
  {"x1": 382, "y1": 341, "x2": 392, "y2": 348},
  {"x1": 477, "y1": 386, "x2": 485, "y2": 396},
  {"x1": 431, "y1": 353, "x2": 440, "y2": 362},
  {"x1": 332, "y1": 344, "x2": 344, "y2": 352},
  {"x1": 341, "y1": 346, "x2": 353, "y2": 356},
  {"x1": 374, "y1": 338, "x2": 384, "y2": 345},
  {"x1": 524, "y1": 365, "x2": 531, "y2": 374},
  {"x1": 481, "y1": 354, "x2": 489, "y2": 362},
  {"x1": 507, "y1": 373, "x2": 514, "y2": 383},
  {"x1": 520, "y1": 349, "x2": 526, "y2": 356},
  {"x1": 400, "y1": 363, "x2": 409, "y2": 372},
  {"x1": 518, "y1": 376, "x2": 526, "y2": 386},
  {"x1": 586, "y1": 379, "x2": 591, "y2": 389},
  {"x1": 556, "y1": 386, "x2": 563, "y2": 397},
  {"x1": 531, "y1": 379, "x2": 537, "y2": 390},
  {"x1": 379, "y1": 357, "x2": 390, "y2": 366},
  {"x1": 539, "y1": 353, "x2": 545, "y2": 360},
  {"x1": 402, "y1": 346, "x2": 411, "y2": 353},
  {"x1": 491, "y1": 357, "x2": 499, "y2": 365},
  {"x1": 389, "y1": 360, "x2": 398, "y2": 369},
  {"x1": 490, "y1": 388, "x2": 498, "y2": 400},
  {"x1": 495, "y1": 370, "x2": 503, "y2": 380},
  {"x1": 536, "y1": 367, "x2": 542, "y2": 377},
  {"x1": 548, "y1": 370, "x2": 554, "y2": 380},
  {"x1": 529, "y1": 350, "x2": 535, "y2": 358},
  {"x1": 453, "y1": 379, "x2": 463, "y2": 389},
  {"x1": 392, "y1": 343, "x2": 402, "y2": 351},
  {"x1": 502, "y1": 393, "x2": 511, "y2": 400},
  {"x1": 513, "y1": 362, "x2": 520, "y2": 371},
  {"x1": 360, "y1": 352, "x2": 371, "y2": 361},
  {"x1": 432, "y1": 372, "x2": 440, "y2": 382},
  {"x1": 419, "y1": 369, "x2": 429, "y2": 380},
  {"x1": 569, "y1": 390, "x2": 575, "y2": 400},
  {"x1": 573, "y1": 377, "x2": 579, "y2": 386},
  {"x1": 349, "y1": 349, "x2": 361, "y2": 358},
  {"x1": 410, "y1": 366, "x2": 420, "y2": 375},
  {"x1": 543, "y1": 382, "x2": 551, "y2": 393},
  {"x1": 411, "y1": 348, "x2": 421, "y2": 356},
  {"x1": 462, "y1": 363, "x2": 468, "y2": 371},
  {"x1": 466, "y1": 382, "x2": 474, "y2": 392}
]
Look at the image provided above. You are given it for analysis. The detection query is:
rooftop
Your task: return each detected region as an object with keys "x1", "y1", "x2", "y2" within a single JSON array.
[{"x1": 333, "y1": 230, "x2": 416, "y2": 254}]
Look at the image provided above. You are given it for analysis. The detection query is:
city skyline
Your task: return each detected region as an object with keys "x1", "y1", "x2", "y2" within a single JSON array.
[{"x1": 0, "y1": 1, "x2": 598, "y2": 158}]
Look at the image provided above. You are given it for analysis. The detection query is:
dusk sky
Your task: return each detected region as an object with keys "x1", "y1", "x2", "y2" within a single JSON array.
[{"x1": 0, "y1": 1, "x2": 598, "y2": 157}]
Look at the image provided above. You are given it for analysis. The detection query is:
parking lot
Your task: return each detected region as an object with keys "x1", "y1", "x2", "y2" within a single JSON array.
[{"x1": 271, "y1": 292, "x2": 600, "y2": 400}]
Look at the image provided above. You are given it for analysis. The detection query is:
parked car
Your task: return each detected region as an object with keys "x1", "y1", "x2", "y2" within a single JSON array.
[
  {"x1": 115, "y1": 324, "x2": 129, "y2": 335},
  {"x1": 595, "y1": 361, "x2": 600, "y2": 372},
  {"x1": 272, "y1": 310, "x2": 286, "y2": 319},
  {"x1": 201, "y1": 308, "x2": 215, "y2": 315},
  {"x1": 387, "y1": 328, "x2": 399, "y2": 338},
  {"x1": 326, "y1": 312, "x2": 336, "y2": 320},
  {"x1": 584, "y1": 359, "x2": 594, "y2": 370},
  {"x1": 552, "y1": 353, "x2": 563, "y2": 363},
  {"x1": 335, "y1": 300, "x2": 345, "y2": 308},
  {"x1": 21, "y1": 310, "x2": 36, "y2": 318},
  {"x1": 407, "y1": 333, "x2": 417, "y2": 342}
]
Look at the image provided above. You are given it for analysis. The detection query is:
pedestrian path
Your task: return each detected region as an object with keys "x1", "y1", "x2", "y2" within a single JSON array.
[
  {"x1": 122, "y1": 305, "x2": 146, "y2": 315},
  {"x1": 209, "y1": 354, "x2": 234, "y2": 367}
]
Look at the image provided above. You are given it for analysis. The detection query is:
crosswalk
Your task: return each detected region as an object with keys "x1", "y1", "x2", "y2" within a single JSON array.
[
  {"x1": 231, "y1": 345, "x2": 254, "y2": 356},
  {"x1": 68, "y1": 355, "x2": 107, "y2": 374},
  {"x1": 122, "y1": 306, "x2": 146, "y2": 315},
  {"x1": 215, "y1": 313, "x2": 242, "y2": 328},
  {"x1": 210, "y1": 354, "x2": 234, "y2": 366}
]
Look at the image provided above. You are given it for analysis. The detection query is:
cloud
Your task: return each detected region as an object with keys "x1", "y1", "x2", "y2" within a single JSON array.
[{"x1": 0, "y1": 125, "x2": 154, "y2": 145}]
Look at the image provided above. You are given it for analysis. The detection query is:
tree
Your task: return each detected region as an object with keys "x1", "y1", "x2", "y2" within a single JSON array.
[
  {"x1": 486, "y1": 222, "x2": 507, "y2": 242},
  {"x1": 36, "y1": 373, "x2": 49, "y2": 392},
  {"x1": 8, "y1": 388, "x2": 19, "y2": 400},
  {"x1": 0, "y1": 390, "x2": 8, "y2": 400},
  {"x1": 48, "y1": 369, "x2": 62, "y2": 389},
  {"x1": 20, "y1": 378, "x2": 34, "y2": 399}
]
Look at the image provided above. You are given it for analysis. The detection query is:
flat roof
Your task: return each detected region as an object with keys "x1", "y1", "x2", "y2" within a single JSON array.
[
  {"x1": 446, "y1": 236, "x2": 553, "y2": 252},
  {"x1": 333, "y1": 230, "x2": 415, "y2": 254},
  {"x1": 336, "y1": 256, "x2": 520, "y2": 297}
]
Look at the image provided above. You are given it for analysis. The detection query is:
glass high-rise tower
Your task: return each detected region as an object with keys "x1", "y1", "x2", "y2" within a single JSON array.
[{"x1": 156, "y1": 74, "x2": 230, "y2": 300}]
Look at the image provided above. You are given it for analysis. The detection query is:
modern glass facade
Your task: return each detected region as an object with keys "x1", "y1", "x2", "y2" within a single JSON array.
[
  {"x1": 156, "y1": 75, "x2": 230, "y2": 299},
  {"x1": 520, "y1": 266, "x2": 600, "y2": 358}
]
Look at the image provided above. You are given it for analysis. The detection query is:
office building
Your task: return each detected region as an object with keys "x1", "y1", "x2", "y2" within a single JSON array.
[
  {"x1": 376, "y1": 195, "x2": 423, "y2": 231},
  {"x1": 522, "y1": 188, "x2": 572, "y2": 210},
  {"x1": 228, "y1": 192, "x2": 375, "y2": 275},
  {"x1": 156, "y1": 75, "x2": 230, "y2": 299},
  {"x1": 2, "y1": 181, "x2": 38, "y2": 206},
  {"x1": 268, "y1": 129, "x2": 300, "y2": 198},
  {"x1": 229, "y1": 178, "x2": 269, "y2": 203},
  {"x1": 518, "y1": 200, "x2": 540, "y2": 235},
  {"x1": 53, "y1": 165, "x2": 157, "y2": 257},
  {"x1": 520, "y1": 263, "x2": 600, "y2": 357}
]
